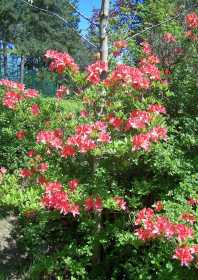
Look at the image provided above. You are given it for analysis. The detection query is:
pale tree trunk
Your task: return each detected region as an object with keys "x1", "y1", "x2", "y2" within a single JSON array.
[
  {"x1": 20, "y1": 56, "x2": 26, "y2": 83},
  {"x1": 3, "y1": 42, "x2": 8, "y2": 79},
  {"x1": 92, "y1": 2, "x2": 110, "y2": 267},
  {"x1": 100, "y1": 0, "x2": 109, "y2": 65}
]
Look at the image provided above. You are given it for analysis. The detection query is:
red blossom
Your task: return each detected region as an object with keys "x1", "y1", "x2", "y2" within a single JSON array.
[
  {"x1": 24, "y1": 89, "x2": 39, "y2": 98},
  {"x1": 141, "y1": 41, "x2": 152, "y2": 55},
  {"x1": 36, "y1": 130, "x2": 63, "y2": 149},
  {"x1": 68, "y1": 179, "x2": 79, "y2": 192},
  {"x1": 175, "y1": 224, "x2": 193, "y2": 242},
  {"x1": 55, "y1": 85, "x2": 70, "y2": 99},
  {"x1": 132, "y1": 133, "x2": 151, "y2": 151},
  {"x1": 153, "y1": 201, "x2": 164, "y2": 212},
  {"x1": 87, "y1": 60, "x2": 108, "y2": 85},
  {"x1": 105, "y1": 64, "x2": 150, "y2": 90},
  {"x1": 37, "y1": 162, "x2": 49, "y2": 173},
  {"x1": 126, "y1": 110, "x2": 151, "y2": 130},
  {"x1": 147, "y1": 104, "x2": 166, "y2": 114},
  {"x1": 163, "y1": 32, "x2": 176, "y2": 43},
  {"x1": 45, "y1": 50, "x2": 79, "y2": 74},
  {"x1": 31, "y1": 104, "x2": 40, "y2": 116},
  {"x1": 114, "y1": 196, "x2": 127, "y2": 210},
  {"x1": 61, "y1": 145, "x2": 76, "y2": 158},
  {"x1": 16, "y1": 130, "x2": 26, "y2": 140},
  {"x1": 0, "y1": 79, "x2": 25, "y2": 91},
  {"x1": 135, "y1": 208, "x2": 155, "y2": 225},
  {"x1": 19, "y1": 168, "x2": 33, "y2": 177},
  {"x1": 173, "y1": 247, "x2": 193, "y2": 266},
  {"x1": 3, "y1": 91, "x2": 23, "y2": 109},
  {"x1": 84, "y1": 197, "x2": 103, "y2": 212},
  {"x1": 185, "y1": 12, "x2": 198, "y2": 29},
  {"x1": 27, "y1": 150, "x2": 36, "y2": 158}
]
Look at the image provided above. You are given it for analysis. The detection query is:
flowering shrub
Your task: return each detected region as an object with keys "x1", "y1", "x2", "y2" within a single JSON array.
[{"x1": 0, "y1": 8, "x2": 198, "y2": 278}]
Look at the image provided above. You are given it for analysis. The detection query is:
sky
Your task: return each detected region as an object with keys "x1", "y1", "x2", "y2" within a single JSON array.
[{"x1": 79, "y1": 0, "x2": 101, "y2": 32}]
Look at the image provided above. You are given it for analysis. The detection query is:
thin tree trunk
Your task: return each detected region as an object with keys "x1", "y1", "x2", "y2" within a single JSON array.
[
  {"x1": 20, "y1": 56, "x2": 25, "y2": 83},
  {"x1": 3, "y1": 42, "x2": 8, "y2": 79},
  {"x1": 100, "y1": 0, "x2": 109, "y2": 64}
]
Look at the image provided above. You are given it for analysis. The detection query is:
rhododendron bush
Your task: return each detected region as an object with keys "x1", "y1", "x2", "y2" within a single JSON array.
[{"x1": 0, "y1": 7, "x2": 198, "y2": 279}]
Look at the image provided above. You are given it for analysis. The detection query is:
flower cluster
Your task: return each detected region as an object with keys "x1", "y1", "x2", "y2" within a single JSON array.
[
  {"x1": 135, "y1": 207, "x2": 197, "y2": 266},
  {"x1": 55, "y1": 85, "x2": 70, "y2": 99},
  {"x1": 163, "y1": 32, "x2": 176, "y2": 43},
  {"x1": 0, "y1": 79, "x2": 39, "y2": 109},
  {"x1": 105, "y1": 64, "x2": 150, "y2": 90},
  {"x1": 84, "y1": 197, "x2": 103, "y2": 212},
  {"x1": 42, "y1": 181, "x2": 80, "y2": 217},
  {"x1": 36, "y1": 129, "x2": 63, "y2": 149},
  {"x1": 132, "y1": 126, "x2": 167, "y2": 151},
  {"x1": 126, "y1": 110, "x2": 152, "y2": 130},
  {"x1": 185, "y1": 12, "x2": 198, "y2": 30},
  {"x1": 87, "y1": 60, "x2": 108, "y2": 84},
  {"x1": 45, "y1": 50, "x2": 79, "y2": 74},
  {"x1": 67, "y1": 121, "x2": 111, "y2": 153}
]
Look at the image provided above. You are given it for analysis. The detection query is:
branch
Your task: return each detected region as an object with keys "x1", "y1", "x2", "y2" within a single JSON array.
[{"x1": 20, "y1": 0, "x2": 98, "y2": 49}]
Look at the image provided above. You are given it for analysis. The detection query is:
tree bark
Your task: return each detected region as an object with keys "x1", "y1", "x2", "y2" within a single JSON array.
[
  {"x1": 20, "y1": 56, "x2": 26, "y2": 83},
  {"x1": 2, "y1": 42, "x2": 8, "y2": 79},
  {"x1": 99, "y1": 0, "x2": 109, "y2": 64}
]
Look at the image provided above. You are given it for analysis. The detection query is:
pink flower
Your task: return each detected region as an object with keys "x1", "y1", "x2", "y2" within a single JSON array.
[
  {"x1": 185, "y1": 12, "x2": 198, "y2": 29},
  {"x1": 0, "y1": 79, "x2": 25, "y2": 91},
  {"x1": 37, "y1": 162, "x2": 49, "y2": 173},
  {"x1": 153, "y1": 201, "x2": 164, "y2": 212},
  {"x1": 24, "y1": 89, "x2": 39, "y2": 98},
  {"x1": 45, "y1": 50, "x2": 79, "y2": 73},
  {"x1": 114, "y1": 196, "x2": 127, "y2": 210},
  {"x1": 141, "y1": 41, "x2": 152, "y2": 55},
  {"x1": 173, "y1": 247, "x2": 193, "y2": 266},
  {"x1": 175, "y1": 224, "x2": 193, "y2": 242},
  {"x1": 109, "y1": 116, "x2": 123, "y2": 130},
  {"x1": 98, "y1": 132, "x2": 111, "y2": 143},
  {"x1": 105, "y1": 64, "x2": 150, "y2": 90},
  {"x1": 16, "y1": 130, "x2": 26, "y2": 140},
  {"x1": 36, "y1": 130, "x2": 63, "y2": 149},
  {"x1": 126, "y1": 110, "x2": 151, "y2": 130},
  {"x1": 69, "y1": 203, "x2": 80, "y2": 217},
  {"x1": 55, "y1": 85, "x2": 69, "y2": 99},
  {"x1": 135, "y1": 228, "x2": 155, "y2": 241},
  {"x1": 149, "y1": 126, "x2": 168, "y2": 142},
  {"x1": 80, "y1": 110, "x2": 89, "y2": 118},
  {"x1": 27, "y1": 150, "x2": 36, "y2": 158},
  {"x1": 84, "y1": 197, "x2": 103, "y2": 212},
  {"x1": 147, "y1": 104, "x2": 166, "y2": 114},
  {"x1": 132, "y1": 133, "x2": 151, "y2": 151},
  {"x1": 163, "y1": 32, "x2": 176, "y2": 43},
  {"x1": 135, "y1": 208, "x2": 154, "y2": 225},
  {"x1": 0, "y1": 167, "x2": 7, "y2": 174},
  {"x1": 3, "y1": 91, "x2": 23, "y2": 109},
  {"x1": 68, "y1": 179, "x2": 79, "y2": 192},
  {"x1": 31, "y1": 104, "x2": 40, "y2": 116},
  {"x1": 45, "y1": 182, "x2": 63, "y2": 193},
  {"x1": 61, "y1": 145, "x2": 76, "y2": 158},
  {"x1": 19, "y1": 168, "x2": 33, "y2": 177},
  {"x1": 87, "y1": 60, "x2": 108, "y2": 85}
]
